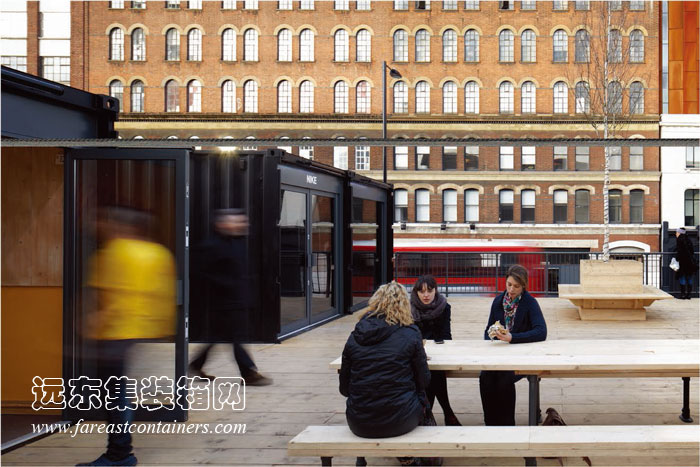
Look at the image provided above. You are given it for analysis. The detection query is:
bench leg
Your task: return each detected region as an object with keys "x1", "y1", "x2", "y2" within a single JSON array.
[
  {"x1": 355, "y1": 457, "x2": 367, "y2": 466},
  {"x1": 321, "y1": 456, "x2": 332, "y2": 466},
  {"x1": 526, "y1": 375, "x2": 540, "y2": 466},
  {"x1": 680, "y1": 377, "x2": 694, "y2": 423},
  {"x1": 525, "y1": 458, "x2": 538, "y2": 466}
]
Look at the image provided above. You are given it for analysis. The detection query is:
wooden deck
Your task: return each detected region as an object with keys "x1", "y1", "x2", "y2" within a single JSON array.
[{"x1": 2, "y1": 296, "x2": 699, "y2": 466}]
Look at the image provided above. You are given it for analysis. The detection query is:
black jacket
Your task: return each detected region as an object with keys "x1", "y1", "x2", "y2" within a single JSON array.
[
  {"x1": 415, "y1": 303, "x2": 452, "y2": 341},
  {"x1": 675, "y1": 233, "x2": 698, "y2": 277},
  {"x1": 339, "y1": 314, "x2": 430, "y2": 438},
  {"x1": 483, "y1": 290, "x2": 547, "y2": 344}
]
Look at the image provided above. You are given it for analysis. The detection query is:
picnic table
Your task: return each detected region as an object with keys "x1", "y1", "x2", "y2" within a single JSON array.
[{"x1": 558, "y1": 284, "x2": 673, "y2": 320}]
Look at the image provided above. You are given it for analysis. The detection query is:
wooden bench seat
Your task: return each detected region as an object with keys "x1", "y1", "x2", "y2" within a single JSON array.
[
  {"x1": 288, "y1": 425, "x2": 700, "y2": 466},
  {"x1": 558, "y1": 284, "x2": 672, "y2": 321}
]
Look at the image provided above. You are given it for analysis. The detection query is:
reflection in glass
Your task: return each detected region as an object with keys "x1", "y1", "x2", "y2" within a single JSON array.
[
  {"x1": 311, "y1": 195, "x2": 335, "y2": 319},
  {"x1": 351, "y1": 198, "x2": 380, "y2": 304},
  {"x1": 279, "y1": 190, "x2": 307, "y2": 328}
]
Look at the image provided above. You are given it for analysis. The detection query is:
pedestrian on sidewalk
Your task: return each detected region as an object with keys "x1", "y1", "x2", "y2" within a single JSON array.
[{"x1": 674, "y1": 227, "x2": 698, "y2": 300}]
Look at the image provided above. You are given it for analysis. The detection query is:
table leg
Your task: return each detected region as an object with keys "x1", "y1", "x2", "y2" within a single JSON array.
[
  {"x1": 680, "y1": 377, "x2": 694, "y2": 423},
  {"x1": 355, "y1": 457, "x2": 367, "y2": 466},
  {"x1": 526, "y1": 375, "x2": 540, "y2": 466},
  {"x1": 321, "y1": 456, "x2": 332, "y2": 466}
]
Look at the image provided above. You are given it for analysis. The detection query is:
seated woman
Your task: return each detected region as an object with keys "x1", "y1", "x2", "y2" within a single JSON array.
[
  {"x1": 479, "y1": 264, "x2": 547, "y2": 426},
  {"x1": 410, "y1": 275, "x2": 461, "y2": 426}
]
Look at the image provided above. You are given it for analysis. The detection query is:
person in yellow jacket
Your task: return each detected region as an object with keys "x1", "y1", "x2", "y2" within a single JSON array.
[{"x1": 79, "y1": 207, "x2": 175, "y2": 467}]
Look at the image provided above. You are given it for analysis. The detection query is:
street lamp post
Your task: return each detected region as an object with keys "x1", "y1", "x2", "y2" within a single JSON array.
[{"x1": 382, "y1": 61, "x2": 402, "y2": 184}]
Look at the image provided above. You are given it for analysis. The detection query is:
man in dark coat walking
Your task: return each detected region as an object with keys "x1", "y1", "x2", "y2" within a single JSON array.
[{"x1": 674, "y1": 227, "x2": 698, "y2": 300}]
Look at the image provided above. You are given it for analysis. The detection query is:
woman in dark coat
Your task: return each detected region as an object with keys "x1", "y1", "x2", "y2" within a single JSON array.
[
  {"x1": 410, "y1": 275, "x2": 461, "y2": 426},
  {"x1": 479, "y1": 264, "x2": 547, "y2": 426},
  {"x1": 674, "y1": 227, "x2": 697, "y2": 300}
]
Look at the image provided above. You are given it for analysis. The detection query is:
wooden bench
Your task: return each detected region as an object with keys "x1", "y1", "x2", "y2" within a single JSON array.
[
  {"x1": 558, "y1": 284, "x2": 673, "y2": 321},
  {"x1": 288, "y1": 425, "x2": 700, "y2": 466}
]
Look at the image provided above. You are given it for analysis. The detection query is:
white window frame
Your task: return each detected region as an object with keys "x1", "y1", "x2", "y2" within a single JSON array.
[
  {"x1": 464, "y1": 81, "x2": 479, "y2": 113},
  {"x1": 277, "y1": 80, "x2": 291, "y2": 113},
  {"x1": 416, "y1": 81, "x2": 430, "y2": 113},
  {"x1": 278, "y1": 29, "x2": 291, "y2": 62},
  {"x1": 334, "y1": 81, "x2": 349, "y2": 113},
  {"x1": 300, "y1": 29, "x2": 314, "y2": 62},
  {"x1": 334, "y1": 29, "x2": 349, "y2": 62},
  {"x1": 244, "y1": 80, "x2": 258, "y2": 113},
  {"x1": 356, "y1": 29, "x2": 371, "y2": 62},
  {"x1": 300, "y1": 80, "x2": 314, "y2": 113},
  {"x1": 442, "y1": 81, "x2": 457, "y2": 113},
  {"x1": 356, "y1": 81, "x2": 371, "y2": 113}
]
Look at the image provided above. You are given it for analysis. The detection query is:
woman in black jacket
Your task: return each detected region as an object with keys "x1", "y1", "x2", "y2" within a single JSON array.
[
  {"x1": 479, "y1": 264, "x2": 547, "y2": 426},
  {"x1": 674, "y1": 227, "x2": 697, "y2": 300},
  {"x1": 410, "y1": 275, "x2": 461, "y2": 426}
]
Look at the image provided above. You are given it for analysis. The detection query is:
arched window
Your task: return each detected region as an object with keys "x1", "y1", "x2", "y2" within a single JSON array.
[
  {"x1": 442, "y1": 30, "x2": 457, "y2": 62},
  {"x1": 394, "y1": 189, "x2": 408, "y2": 222},
  {"x1": 608, "y1": 29, "x2": 622, "y2": 63},
  {"x1": 443, "y1": 189, "x2": 457, "y2": 222},
  {"x1": 187, "y1": 80, "x2": 202, "y2": 112},
  {"x1": 553, "y1": 81, "x2": 568, "y2": 113},
  {"x1": 630, "y1": 81, "x2": 644, "y2": 114},
  {"x1": 243, "y1": 80, "x2": 258, "y2": 112},
  {"x1": 575, "y1": 189, "x2": 590, "y2": 223},
  {"x1": 109, "y1": 80, "x2": 124, "y2": 111},
  {"x1": 499, "y1": 189, "x2": 514, "y2": 223},
  {"x1": 415, "y1": 29, "x2": 430, "y2": 62},
  {"x1": 278, "y1": 28, "x2": 291, "y2": 61},
  {"x1": 109, "y1": 28, "x2": 124, "y2": 60},
  {"x1": 393, "y1": 30, "x2": 408, "y2": 61},
  {"x1": 300, "y1": 29, "x2": 314, "y2": 62},
  {"x1": 415, "y1": 189, "x2": 430, "y2": 222},
  {"x1": 442, "y1": 81, "x2": 457, "y2": 113},
  {"x1": 464, "y1": 29, "x2": 479, "y2": 62},
  {"x1": 165, "y1": 80, "x2": 179, "y2": 112},
  {"x1": 131, "y1": 28, "x2": 146, "y2": 61},
  {"x1": 575, "y1": 81, "x2": 589, "y2": 113},
  {"x1": 499, "y1": 30, "x2": 513, "y2": 62},
  {"x1": 499, "y1": 81, "x2": 514, "y2": 114},
  {"x1": 300, "y1": 80, "x2": 314, "y2": 113},
  {"x1": 356, "y1": 80, "x2": 371, "y2": 113},
  {"x1": 334, "y1": 81, "x2": 349, "y2": 113},
  {"x1": 415, "y1": 81, "x2": 430, "y2": 113},
  {"x1": 222, "y1": 80, "x2": 236, "y2": 113},
  {"x1": 393, "y1": 81, "x2": 408, "y2": 113},
  {"x1": 608, "y1": 81, "x2": 622, "y2": 114},
  {"x1": 165, "y1": 28, "x2": 180, "y2": 60},
  {"x1": 553, "y1": 190, "x2": 568, "y2": 223},
  {"x1": 244, "y1": 29, "x2": 258, "y2": 61},
  {"x1": 277, "y1": 80, "x2": 291, "y2": 113},
  {"x1": 187, "y1": 29, "x2": 202, "y2": 61},
  {"x1": 222, "y1": 28, "x2": 236, "y2": 61},
  {"x1": 130, "y1": 80, "x2": 144, "y2": 112},
  {"x1": 464, "y1": 189, "x2": 479, "y2": 222},
  {"x1": 334, "y1": 29, "x2": 348, "y2": 61},
  {"x1": 521, "y1": 29, "x2": 536, "y2": 63},
  {"x1": 575, "y1": 30, "x2": 589, "y2": 62},
  {"x1": 609, "y1": 189, "x2": 622, "y2": 224},
  {"x1": 630, "y1": 29, "x2": 644, "y2": 63},
  {"x1": 464, "y1": 81, "x2": 479, "y2": 113},
  {"x1": 553, "y1": 29, "x2": 568, "y2": 62},
  {"x1": 356, "y1": 29, "x2": 371, "y2": 62},
  {"x1": 521, "y1": 81, "x2": 536, "y2": 113}
]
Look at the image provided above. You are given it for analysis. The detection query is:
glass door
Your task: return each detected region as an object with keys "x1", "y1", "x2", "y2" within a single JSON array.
[{"x1": 279, "y1": 189, "x2": 308, "y2": 333}]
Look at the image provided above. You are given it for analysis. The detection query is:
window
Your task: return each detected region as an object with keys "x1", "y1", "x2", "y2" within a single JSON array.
[
  {"x1": 687, "y1": 147, "x2": 700, "y2": 169},
  {"x1": 300, "y1": 80, "x2": 314, "y2": 113},
  {"x1": 165, "y1": 80, "x2": 179, "y2": 112},
  {"x1": 443, "y1": 146, "x2": 457, "y2": 170},
  {"x1": 521, "y1": 190, "x2": 535, "y2": 223},
  {"x1": 395, "y1": 189, "x2": 408, "y2": 222},
  {"x1": 355, "y1": 145, "x2": 370, "y2": 170},
  {"x1": 356, "y1": 29, "x2": 371, "y2": 62},
  {"x1": 575, "y1": 81, "x2": 590, "y2": 113},
  {"x1": 243, "y1": 136, "x2": 257, "y2": 151},
  {"x1": 521, "y1": 29, "x2": 536, "y2": 63},
  {"x1": 575, "y1": 146, "x2": 589, "y2": 170},
  {"x1": 574, "y1": 30, "x2": 589, "y2": 62},
  {"x1": 110, "y1": 28, "x2": 124, "y2": 60},
  {"x1": 464, "y1": 146, "x2": 478, "y2": 170},
  {"x1": 553, "y1": 0, "x2": 567, "y2": 9},
  {"x1": 499, "y1": 30, "x2": 514, "y2": 62},
  {"x1": 393, "y1": 30, "x2": 408, "y2": 61},
  {"x1": 356, "y1": 81, "x2": 371, "y2": 113},
  {"x1": 610, "y1": 0, "x2": 622, "y2": 10},
  {"x1": 244, "y1": 29, "x2": 258, "y2": 61},
  {"x1": 465, "y1": 189, "x2": 479, "y2": 222},
  {"x1": 41, "y1": 57, "x2": 70, "y2": 85},
  {"x1": 608, "y1": 29, "x2": 622, "y2": 63},
  {"x1": 277, "y1": 29, "x2": 291, "y2": 61},
  {"x1": 109, "y1": 80, "x2": 124, "y2": 111},
  {"x1": 300, "y1": 138, "x2": 314, "y2": 159},
  {"x1": 335, "y1": 0, "x2": 349, "y2": 9},
  {"x1": 300, "y1": 0, "x2": 314, "y2": 9},
  {"x1": 443, "y1": 30, "x2": 457, "y2": 62},
  {"x1": 110, "y1": 0, "x2": 124, "y2": 7},
  {"x1": 685, "y1": 189, "x2": 699, "y2": 226},
  {"x1": 464, "y1": 81, "x2": 479, "y2": 113},
  {"x1": 575, "y1": 0, "x2": 589, "y2": 9},
  {"x1": 394, "y1": 0, "x2": 408, "y2": 9},
  {"x1": 415, "y1": 0, "x2": 431, "y2": 10},
  {"x1": 416, "y1": 146, "x2": 430, "y2": 170},
  {"x1": 222, "y1": 0, "x2": 236, "y2": 9},
  {"x1": 187, "y1": 80, "x2": 202, "y2": 112},
  {"x1": 630, "y1": 146, "x2": 643, "y2": 170},
  {"x1": 335, "y1": 30, "x2": 349, "y2": 61},
  {"x1": 132, "y1": 0, "x2": 145, "y2": 8},
  {"x1": 609, "y1": 146, "x2": 621, "y2": 170},
  {"x1": 394, "y1": 146, "x2": 408, "y2": 169},
  {"x1": 553, "y1": 81, "x2": 568, "y2": 113},
  {"x1": 629, "y1": 190, "x2": 643, "y2": 223},
  {"x1": 244, "y1": 0, "x2": 257, "y2": 9},
  {"x1": 464, "y1": 29, "x2": 479, "y2": 62},
  {"x1": 300, "y1": 29, "x2": 314, "y2": 61},
  {"x1": 553, "y1": 190, "x2": 568, "y2": 223},
  {"x1": 465, "y1": 0, "x2": 479, "y2": 9},
  {"x1": 630, "y1": 30, "x2": 644, "y2": 62},
  {"x1": 277, "y1": 80, "x2": 291, "y2": 113},
  {"x1": 357, "y1": 0, "x2": 371, "y2": 10},
  {"x1": 278, "y1": 0, "x2": 292, "y2": 9},
  {"x1": 500, "y1": 146, "x2": 514, "y2": 170},
  {"x1": 131, "y1": 28, "x2": 146, "y2": 61},
  {"x1": 499, "y1": 190, "x2": 514, "y2": 222},
  {"x1": 608, "y1": 81, "x2": 622, "y2": 114},
  {"x1": 222, "y1": 28, "x2": 236, "y2": 61},
  {"x1": 575, "y1": 189, "x2": 589, "y2": 223},
  {"x1": 334, "y1": 81, "x2": 349, "y2": 113},
  {"x1": 166, "y1": 0, "x2": 179, "y2": 7},
  {"x1": 521, "y1": 81, "x2": 536, "y2": 113},
  {"x1": 553, "y1": 146, "x2": 568, "y2": 170},
  {"x1": 187, "y1": 29, "x2": 202, "y2": 61},
  {"x1": 443, "y1": 189, "x2": 457, "y2": 222},
  {"x1": 521, "y1": 146, "x2": 536, "y2": 170},
  {"x1": 443, "y1": 81, "x2": 457, "y2": 113},
  {"x1": 394, "y1": 82, "x2": 408, "y2": 113},
  {"x1": 188, "y1": 0, "x2": 201, "y2": 8},
  {"x1": 416, "y1": 29, "x2": 430, "y2": 62},
  {"x1": 629, "y1": 0, "x2": 644, "y2": 10},
  {"x1": 333, "y1": 144, "x2": 348, "y2": 170},
  {"x1": 499, "y1": 1, "x2": 514, "y2": 9},
  {"x1": 499, "y1": 82, "x2": 514, "y2": 114},
  {"x1": 630, "y1": 82, "x2": 644, "y2": 114},
  {"x1": 609, "y1": 189, "x2": 622, "y2": 223},
  {"x1": 222, "y1": 80, "x2": 236, "y2": 113},
  {"x1": 243, "y1": 80, "x2": 257, "y2": 112},
  {"x1": 130, "y1": 80, "x2": 144, "y2": 112},
  {"x1": 166, "y1": 28, "x2": 180, "y2": 60},
  {"x1": 521, "y1": 0, "x2": 535, "y2": 9},
  {"x1": 416, "y1": 81, "x2": 430, "y2": 113},
  {"x1": 1, "y1": 56, "x2": 27, "y2": 73},
  {"x1": 553, "y1": 29, "x2": 568, "y2": 62},
  {"x1": 443, "y1": 0, "x2": 457, "y2": 9},
  {"x1": 416, "y1": 189, "x2": 430, "y2": 222}
]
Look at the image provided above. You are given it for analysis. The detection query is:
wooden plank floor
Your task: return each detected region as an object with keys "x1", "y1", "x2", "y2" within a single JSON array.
[{"x1": 3, "y1": 297, "x2": 699, "y2": 466}]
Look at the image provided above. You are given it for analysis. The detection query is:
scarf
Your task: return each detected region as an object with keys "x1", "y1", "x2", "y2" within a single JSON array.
[
  {"x1": 502, "y1": 292, "x2": 522, "y2": 331},
  {"x1": 410, "y1": 289, "x2": 448, "y2": 322}
]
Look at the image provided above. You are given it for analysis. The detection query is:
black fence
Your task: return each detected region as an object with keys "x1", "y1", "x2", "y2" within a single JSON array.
[{"x1": 393, "y1": 251, "x2": 699, "y2": 297}]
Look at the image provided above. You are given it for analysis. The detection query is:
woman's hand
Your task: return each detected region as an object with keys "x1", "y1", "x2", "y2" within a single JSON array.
[{"x1": 495, "y1": 330, "x2": 512, "y2": 343}]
